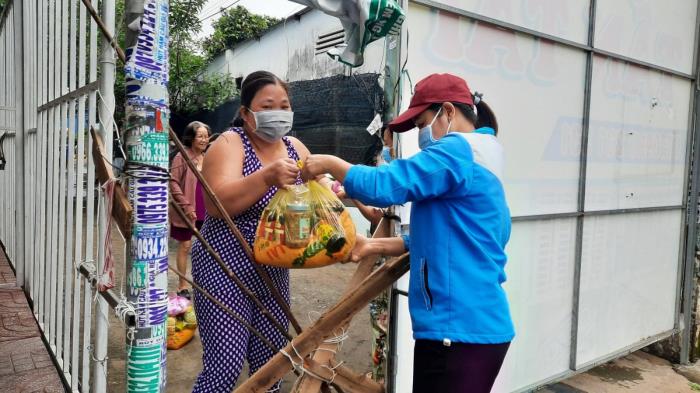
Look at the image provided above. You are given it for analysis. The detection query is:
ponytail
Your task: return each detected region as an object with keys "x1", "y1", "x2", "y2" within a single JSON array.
[
  {"x1": 474, "y1": 100, "x2": 498, "y2": 135},
  {"x1": 429, "y1": 98, "x2": 499, "y2": 136}
]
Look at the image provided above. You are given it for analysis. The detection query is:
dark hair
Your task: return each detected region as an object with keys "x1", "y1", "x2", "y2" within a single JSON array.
[
  {"x1": 428, "y1": 99, "x2": 499, "y2": 135},
  {"x1": 230, "y1": 117, "x2": 245, "y2": 127},
  {"x1": 182, "y1": 121, "x2": 211, "y2": 147},
  {"x1": 240, "y1": 71, "x2": 289, "y2": 107},
  {"x1": 233, "y1": 71, "x2": 289, "y2": 127}
]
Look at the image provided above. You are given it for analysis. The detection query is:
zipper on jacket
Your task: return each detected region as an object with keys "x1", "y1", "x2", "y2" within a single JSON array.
[{"x1": 420, "y1": 258, "x2": 433, "y2": 310}]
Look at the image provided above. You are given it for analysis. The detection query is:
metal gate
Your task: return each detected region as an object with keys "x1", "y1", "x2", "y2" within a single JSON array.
[{"x1": 0, "y1": 0, "x2": 117, "y2": 390}]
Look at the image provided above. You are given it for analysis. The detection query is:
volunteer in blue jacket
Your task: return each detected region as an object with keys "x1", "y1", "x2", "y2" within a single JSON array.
[{"x1": 301, "y1": 73, "x2": 513, "y2": 393}]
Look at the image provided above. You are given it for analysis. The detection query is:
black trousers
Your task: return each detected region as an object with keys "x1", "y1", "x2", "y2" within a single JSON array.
[{"x1": 412, "y1": 339, "x2": 510, "y2": 393}]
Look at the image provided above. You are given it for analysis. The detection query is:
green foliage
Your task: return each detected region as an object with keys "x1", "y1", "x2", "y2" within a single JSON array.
[
  {"x1": 169, "y1": 0, "x2": 205, "y2": 44},
  {"x1": 180, "y1": 72, "x2": 238, "y2": 114},
  {"x1": 691, "y1": 382, "x2": 700, "y2": 392},
  {"x1": 114, "y1": 0, "x2": 127, "y2": 130},
  {"x1": 169, "y1": 40, "x2": 238, "y2": 115},
  {"x1": 168, "y1": 0, "x2": 211, "y2": 114},
  {"x1": 202, "y1": 5, "x2": 279, "y2": 60}
]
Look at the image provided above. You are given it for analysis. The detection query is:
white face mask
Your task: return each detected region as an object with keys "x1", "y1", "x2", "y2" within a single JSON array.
[
  {"x1": 250, "y1": 109, "x2": 294, "y2": 142},
  {"x1": 418, "y1": 107, "x2": 452, "y2": 150}
]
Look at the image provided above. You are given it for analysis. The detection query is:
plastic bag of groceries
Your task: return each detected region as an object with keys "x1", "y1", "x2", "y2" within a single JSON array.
[
  {"x1": 167, "y1": 294, "x2": 191, "y2": 316},
  {"x1": 254, "y1": 181, "x2": 356, "y2": 268},
  {"x1": 167, "y1": 294, "x2": 197, "y2": 350}
]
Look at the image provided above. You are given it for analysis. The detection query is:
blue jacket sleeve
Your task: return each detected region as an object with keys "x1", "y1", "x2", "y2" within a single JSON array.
[{"x1": 344, "y1": 134, "x2": 474, "y2": 207}]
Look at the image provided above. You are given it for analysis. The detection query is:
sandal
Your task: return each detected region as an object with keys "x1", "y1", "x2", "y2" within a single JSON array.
[{"x1": 177, "y1": 288, "x2": 191, "y2": 300}]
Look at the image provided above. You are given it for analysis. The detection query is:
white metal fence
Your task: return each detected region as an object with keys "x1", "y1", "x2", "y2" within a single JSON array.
[
  {"x1": 0, "y1": 0, "x2": 115, "y2": 391},
  {"x1": 0, "y1": 1, "x2": 19, "y2": 267}
]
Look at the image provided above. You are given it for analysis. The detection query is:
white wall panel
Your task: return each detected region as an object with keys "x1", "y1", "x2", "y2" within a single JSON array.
[
  {"x1": 403, "y1": 3, "x2": 586, "y2": 216},
  {"x1": 494, "y1": 218, "x2": 577, "y2": 392},
  {"x1": 585, "y1": 57, "x2": 691, "y2": 211},
  {"x1": 576, "y1": 210, "x2": 681, "y2": 366},
  {"x1": 437, "y1": 0, "x2": 591, "y2": 44},
  {"x1": 594, "y1": 0, "x2": 697, "y2": 74},
  {"x1": 393, "y1": 294, "x2": 415, "y2": 393}
]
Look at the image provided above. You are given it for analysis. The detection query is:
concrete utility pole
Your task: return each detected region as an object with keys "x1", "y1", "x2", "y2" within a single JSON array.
[{"x1": 123, "y1": 1, "x2": 170, "y2": 391}]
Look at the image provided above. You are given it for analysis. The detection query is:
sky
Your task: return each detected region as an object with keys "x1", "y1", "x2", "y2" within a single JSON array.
[{"x1": 196, "y1": 0, "x2": 307, "y2": 40}]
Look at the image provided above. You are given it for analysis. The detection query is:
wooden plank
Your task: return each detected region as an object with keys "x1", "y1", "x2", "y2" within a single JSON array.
[
  {"x1": 235, "y1": 253, "x2": 410, "y2": 393},
  {"x1": 89, "y1": 127, "x2": 132, "y2": 238}
]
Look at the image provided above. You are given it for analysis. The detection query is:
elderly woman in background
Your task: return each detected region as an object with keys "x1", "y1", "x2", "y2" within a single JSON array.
[{"x1": 169, "y1": 121, "x2": 211, "y2": 297}]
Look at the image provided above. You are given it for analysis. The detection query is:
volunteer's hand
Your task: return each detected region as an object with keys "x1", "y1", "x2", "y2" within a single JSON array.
[
  {"x1": 332, "y1": 180, "x2": 347, "y2": 199},
  {"x1": 347, "y1": 234, "x2": 375, "y2": 263},
  {"x1": 263, "y1": 158, "x2": 300, "y2": 188},
  {"x1": 302, "y1": 154, "x2": 332, "y2": 181},
  {"x1": 187, "y1": 211, "x2": 197, "y2": 223}
]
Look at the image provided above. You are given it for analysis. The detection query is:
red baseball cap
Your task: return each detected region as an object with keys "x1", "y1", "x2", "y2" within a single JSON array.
[{"x1": 389, "y1": 73, "x2": 474, "y2": 133}]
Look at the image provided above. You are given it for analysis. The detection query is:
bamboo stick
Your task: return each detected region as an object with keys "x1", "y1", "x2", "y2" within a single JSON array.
[{"x1": 80, "y1": 0, "x2": 126, "y2": 62}]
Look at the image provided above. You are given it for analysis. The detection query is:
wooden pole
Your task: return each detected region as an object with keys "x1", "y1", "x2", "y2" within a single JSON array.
[
  {"x1": 301, "y1": 359, "x2": 383, "y2": 393},
  {"x1": 89, "y1": 127, "x2": 132, "y2": 237},
  {"x1": 80, "y1": 0, "x2": 126, "y2": 63},
  {"x1": 235, "y1": 253, "x2": 410, "y2": 393}
]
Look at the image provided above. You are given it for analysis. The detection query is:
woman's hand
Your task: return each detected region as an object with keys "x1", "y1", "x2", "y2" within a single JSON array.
[
  {"x1": 262, "y1": 158, "x2": 300, "y2": 188},
  {"x1": 187, "y1": 211, "x2": 197, "y2": 223}
]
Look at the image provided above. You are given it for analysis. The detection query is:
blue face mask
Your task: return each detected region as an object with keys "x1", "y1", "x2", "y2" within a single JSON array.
[
  {"x1": 418, "y1": 108, "x2": 451, "y2": 150},
  {"x1": 380, "y1": 146, "x2": 392, "y2": 164}
]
